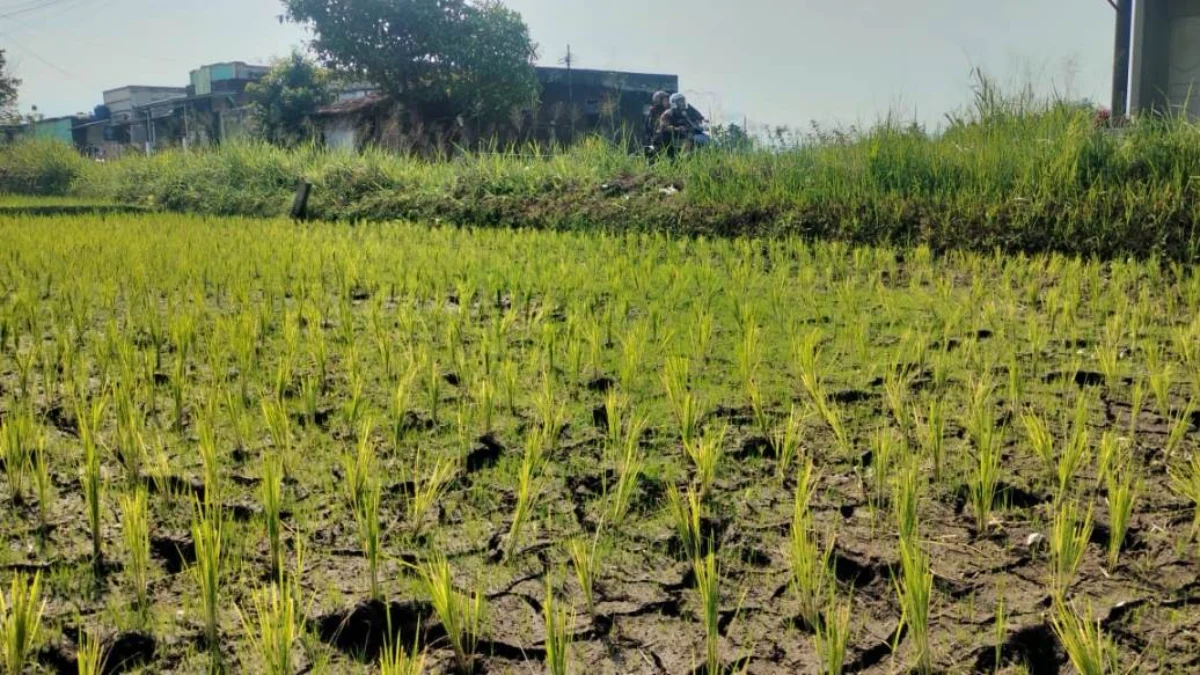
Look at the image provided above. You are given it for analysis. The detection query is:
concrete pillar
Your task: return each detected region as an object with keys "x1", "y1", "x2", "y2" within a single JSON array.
[
  {"x1": 1113, "y1": 0, "x2": 1133, "y2": 115},
  {"x1": 1130, "y1": 0, "x2": 1146, "y2": 113}
]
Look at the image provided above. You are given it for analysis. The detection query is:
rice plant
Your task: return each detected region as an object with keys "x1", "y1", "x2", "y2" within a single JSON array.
[
  {"x1": 505, "y1": 436, "x2": 545, "y2": 562},
  {"x1": 379, "y1": 627, "x2": 425, "y2": 675},
  {"x1": 31, "y1": 431, "x2": 52, "y2": 538},
  {"x1": 663, "y1": 356, "x2": 701, "y2": 448},
  {"x1": 261, "y1": 452, "x2": 285, "y2": 579},
  {"x1": 1105, "y1": 464, "x2": 1139, "y2": 569},
  {"x1": 683, "y1": 425, "x2": 727, "y2": 495},
  {"x1": 789, "y1": 458, "x2": 830, "y2": 629},
  {"x1": 1050, "y1": 601, "x2": 1116, "y2": 675},
  {"x1": 795, "y1": 330, "x2": 851, "y2": 456},
  {"x1": 1048, "y1": 500, "x2": 1093, "y2": 601},
  {"x1": 342, "y1": 418, "x2": 377, "y2": 513},
  {"x1": 0, "y1": 410, "x2": 31, "y2": 505},
  {"x1": 1168, "y1": 453, "x2": 1200, "y2": 535},
  {"x1": 815, "y1": 589, "x2": 853, "y2": 675},
  {"x1": 667, "y1": 484, "x2": 704, "y2": 563},
  {"x1": 1164, "y1": 398, "x2": 1197, "y2": 459},
  {"x1": 970, "y1": 414, "x2": 1002, "y2": 533},
  {"x1": 75, "y1": 630, "x2": 107, "y2": 675},
  {"x1": 237, "y1": 583, "x2": 301, "y2": 675},
  {"x1": 77, "y1": 392, "x2": 107, "y2": 565},
  {"x1": 355, "y1": 478, "x2": 383, "y2": 599},
  {"x1": 190, "y1": 506, "x2": 224, "y2": 648},
  {"x1": 693, "y1": 552, "x2": 721, "y2": 675},
  {"x1": 119, "y1": 487, "x2": 151, "y2": 608},
  {"x1": 1020, "y1": 409, "x2": 1057, "y2": 480},
  {"x1": 913, "y1": 396, "x2": 946, "y2": 481},
  {"x1": 566, "y1": 535, "x2": 601, "y2": 616},
  {"x1": 543, "y1": 579, "x2": 574, "y2": 675},
  {"x1": 408, "y1": 450, "x2": 456, "y2": 535},
  {"x1": 771, "y1": 404, "x2": 805, "y2": 480},
  {"x1": 0, "y1": 572, "x2": 44, "y2": 675},
  {"x1": 893, "y1": 539, "x2": 933, "y2": 674},
  {"x1": 416, "y1": 555, "x2": 483, "y2": 673},
  {"x1": 607, "y1": 412, "x2": 646, "y2": 524}
]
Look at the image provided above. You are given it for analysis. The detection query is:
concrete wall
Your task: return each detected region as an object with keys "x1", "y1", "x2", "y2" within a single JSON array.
[
  {"x1": 1132, "y1": 0, "x2": 1200, "y2": 116},
  {"x1": 322, "y1": 118, "x2": 358, "y2": 151},
  {"x1": 103, "y1": 87, "x2": 186, "y2": 122}
]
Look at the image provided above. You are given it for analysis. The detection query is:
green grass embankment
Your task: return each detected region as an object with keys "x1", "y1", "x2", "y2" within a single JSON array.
[{"x1": 4, "y1": 101, "x2": 1200, "y2": 261}]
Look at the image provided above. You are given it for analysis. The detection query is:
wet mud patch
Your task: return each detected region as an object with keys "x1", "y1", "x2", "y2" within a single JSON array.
[
  {"x1": 464, "y1": 434, "x2": 506, "y2": 473},
  {"x1": 150, "y1": 533, "x2": 194, "y2": 574},
  {"x1": 972, "y1": 623, "x2": 1064, "y2": 675},
  {"x1": 1043, "y1": 370, "x2": 1105, "y2": 388},
  {"x1": 313, "y1": 599, "x2": 438, "y2": 662}
]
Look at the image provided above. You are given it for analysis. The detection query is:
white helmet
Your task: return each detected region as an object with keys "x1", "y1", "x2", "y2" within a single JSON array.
[{"x1": 669, "y1": 93, "x2": 687, "y2": 110}]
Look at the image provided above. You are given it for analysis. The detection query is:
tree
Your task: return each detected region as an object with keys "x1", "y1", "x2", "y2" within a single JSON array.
[
  {"x1": 281, "y1": 0, "x2": 538, "y2": 125},
  {"x1": 0, "y1": 50, "x2": 22, "y2": 119},
  {"x1": 247, "y1": 51, "x2": 333, "y2": 146}
]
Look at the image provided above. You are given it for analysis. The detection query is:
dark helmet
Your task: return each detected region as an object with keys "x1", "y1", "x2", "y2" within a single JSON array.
[{"x1": 652, "y1": 91, "x2": 669, "y2": 106}]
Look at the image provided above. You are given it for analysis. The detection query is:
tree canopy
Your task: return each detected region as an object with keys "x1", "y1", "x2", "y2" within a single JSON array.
[
  {"x1": 0, "y1": 50, "x2": 22, "y2": 118},
  {"x1": 247, "y1": 51, "x2": 333, "y2": 146},
  {"x1": 281, "y1": 0, "x2": 538, "y2": 125}
]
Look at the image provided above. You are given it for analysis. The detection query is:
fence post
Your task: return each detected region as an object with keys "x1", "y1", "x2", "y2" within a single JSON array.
[{"x1": 290, "y1": 179, "x2": 312, "y2": 221}]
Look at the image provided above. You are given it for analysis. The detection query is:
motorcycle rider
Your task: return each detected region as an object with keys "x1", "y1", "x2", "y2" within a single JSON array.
[
  {"x1": 645, "y1": 90, "x2": 670, "y2": 146},
  {"x1": 657, "y1": 93, "x2": 702, "y2": 156}
]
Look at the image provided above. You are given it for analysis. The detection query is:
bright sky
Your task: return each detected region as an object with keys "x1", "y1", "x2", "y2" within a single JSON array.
[{"x1": 2, "y1": 0, "x2": 1117, "y2": 130}]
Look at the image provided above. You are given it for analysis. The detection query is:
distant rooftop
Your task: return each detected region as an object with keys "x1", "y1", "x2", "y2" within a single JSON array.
[{"x1": 535, "y1": 67, "x2": 678, "y2": 94}]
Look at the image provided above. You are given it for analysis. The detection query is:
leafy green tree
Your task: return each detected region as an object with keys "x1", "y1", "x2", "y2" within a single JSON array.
[
  {"x1": 281, "y1": 0, "x2": 538, "y2": 124},
  {"x1": 0, "y1": 50, "x2": 22, "y2": 119},
  {"x1": 247, "y1": 51, "x2": 333, "y2": 146}
]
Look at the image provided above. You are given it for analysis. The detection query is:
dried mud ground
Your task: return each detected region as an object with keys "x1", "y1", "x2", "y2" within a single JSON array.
[{"x1": 0, "y1": 214, "x2": 1198, "y2": 674}]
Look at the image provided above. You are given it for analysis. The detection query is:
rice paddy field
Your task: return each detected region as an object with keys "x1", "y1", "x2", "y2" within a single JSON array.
[{"x1": 1, "y1": 209, "x2": 1199, "y2": 674}]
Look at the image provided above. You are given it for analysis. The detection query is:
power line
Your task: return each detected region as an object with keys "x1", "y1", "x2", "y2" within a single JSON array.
[
  {"x1": 3, "y1": 31, "x2": 89, "y2": 87},
  {"x1": 0, "y1": 0, "x2": 81, "y2": 20}
]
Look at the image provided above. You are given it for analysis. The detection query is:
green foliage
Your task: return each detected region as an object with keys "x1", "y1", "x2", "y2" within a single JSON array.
[
  {"x1": 247, "y1": 51, "x2": 333, "y2": 147},
  {"x1": 0, "y1": 49, "x2": 19, "y2": 114},
  {"x1": 281, "y1": 0, "x2": 538, "y2": 124}
]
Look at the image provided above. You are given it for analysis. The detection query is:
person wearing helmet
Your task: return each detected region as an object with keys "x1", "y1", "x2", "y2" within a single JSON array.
[
  {"x1": 644, "y1": 91, "x2": 671, "y2": 150},
  {"x1": 656, "y1": 93, "x2": 697, "y2": 156}
]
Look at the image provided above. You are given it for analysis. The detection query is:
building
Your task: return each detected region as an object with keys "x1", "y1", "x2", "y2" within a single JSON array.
[
  {"x1": 1113, "y1": 0, "x2": 1200, "y2": 117},
  {"x1": 103, "y1": 86, "x2": 187, "y2": 124},
  {"x1": 100, "y1": 62, "x2": 269, "y2": 152},
  {"x1": 534, "y1": 66, "x2": 679, "y2": 142},
  {"x1": 315, "y1": 67, "x2": 681, "y2": 151}
]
